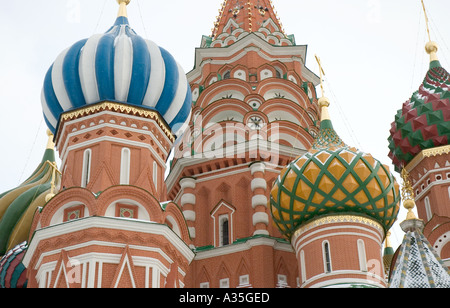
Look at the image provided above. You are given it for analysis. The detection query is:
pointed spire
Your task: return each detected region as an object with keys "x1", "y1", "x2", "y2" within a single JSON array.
[
  {"x1": 212, "y1": 0, "x2": 284, "y2": 39},
  {"x1": 311, "y1": 55, "x2": 346, "y2": 150},
  {"x1": 421, "y1": 0, "x2": 440, "y2": 67}
]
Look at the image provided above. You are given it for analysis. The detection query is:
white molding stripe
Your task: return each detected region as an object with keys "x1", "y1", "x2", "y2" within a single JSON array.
[
  {"x1": 304, "y1": 274, "x2": 386, "y2": 289},
  {"x1": 251, "y1": 178, "x2": 267, "y2": 192},
  {"x1": 252, "y1": 195, "x2": 268, "y2": 209},
  {"x1": 252, "y1": 212, "x2": 269, "y2": 226},
  {"x1": 23, "y1": 216, "x2": 195, "y2": 267},
  {"x1": 194, "y1": 236, "x2": 293, "y2": 260},
  {"x1": 60, "y1": 134, "x2": 167, "y2": 167},
  {"x1": 57, "y1": 109, "x2": 172, "y2": 154},
  {"x1": 180, "y1": 193, "x2": 196, "y2": 207}
]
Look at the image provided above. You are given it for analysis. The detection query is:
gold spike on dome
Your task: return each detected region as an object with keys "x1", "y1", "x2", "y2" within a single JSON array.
[
  {"x1": 400, "y1": 168, "x2": 418, "y2": 220},
  {"x1": 421, "y1": 0, "x2": 439, "y2": 63},
  {"x1": 117, "y1": 0, "x2": 130, "y2": 18}
]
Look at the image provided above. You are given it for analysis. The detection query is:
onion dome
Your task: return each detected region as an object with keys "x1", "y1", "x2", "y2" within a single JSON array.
[
  {"x1": 41, "y1": 0, "x2": 192, "y2": 138},
  {"x1": 388, "y1": 42, "x2": 450, "y2": 171},
  {"x1": 0, "y1": 242, "x2": 27, "y2": 288},
  {"x1": 270, "y1": 97, "x2": 401, "y2": 239},
  {"x1": 0, "y1": 131, "x2": 60, "y2": 256}
]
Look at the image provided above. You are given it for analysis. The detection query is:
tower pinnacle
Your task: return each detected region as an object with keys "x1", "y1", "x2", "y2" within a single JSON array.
[
  {"x1": 421, "y1": 0, "x2": 439, "y2": 65},
  {"x1": 212, "y1": 0, "x2": 284, "y2": 38}
]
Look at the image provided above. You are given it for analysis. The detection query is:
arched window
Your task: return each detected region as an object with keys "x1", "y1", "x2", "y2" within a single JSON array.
[
  {"x1": 120, "y1": 148, "x2": 131, "y2": 185},
  {"x1": 275, "y1": 67, "x2": 283, "y2": 78},
  {"x1": 220, "y1": 215, "x2": 229, "y2": 246},
  {"x1": 322, "y1": 241, "x2": 332, "y2": 273},
  {"x1": 357, "y1": 239, "x2": 368, "y2": 272},
  {"x1": 223, "y1": 70, "x2": 231, "y2": 80},
  {"x1": 81, "y1": 149, "x2": 91, "y2": 188}
]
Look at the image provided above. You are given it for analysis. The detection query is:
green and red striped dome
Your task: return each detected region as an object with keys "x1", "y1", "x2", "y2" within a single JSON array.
[{"x1": 388, "y1": 60, "x2": 450, "y2": 171}]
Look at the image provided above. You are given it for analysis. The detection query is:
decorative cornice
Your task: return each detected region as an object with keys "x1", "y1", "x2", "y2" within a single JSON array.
[
  {"x1": 57, "y1": 101, "x2": 175, "y2": 142},
  {"x1": 291, "y1": 214, "x2": 385, "y2": 241},
  {"x1": 406, "y1": 144, "x2": 450, "y2": 172},
  {"x1": 23, "y1": 216, "x2": 195, "y2": 267}
]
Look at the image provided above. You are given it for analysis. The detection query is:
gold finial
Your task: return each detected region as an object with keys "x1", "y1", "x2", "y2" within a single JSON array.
[
  {"x1": 384, "y1": 231, "x2": 392, "y2": 248},
  {"x1": 421, "y1": 0, "x2": 439, "y2": 63},
  {"x1": 45, "y1": 161, "x2": 58, "y2": 202},
  {"x1": 46, "y1": 129, "x2": 55, "y2": 150},
  {"x1": 315, "y1": 55, "x2": 331, "y2": 121},
  {"x1": 117, "y1": 0, "x2": 130, "y2": 18},
  {"x1": 400, "y1": 168, "x2": 418, "y2": 220},
  {"x1": 315, "y1": 54, "x2": 326, "y2": 98}
]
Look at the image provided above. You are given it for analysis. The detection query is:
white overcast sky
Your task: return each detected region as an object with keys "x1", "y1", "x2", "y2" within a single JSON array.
[{"x1": 0, "y1": 0, "x2": 449, "y2": 247}]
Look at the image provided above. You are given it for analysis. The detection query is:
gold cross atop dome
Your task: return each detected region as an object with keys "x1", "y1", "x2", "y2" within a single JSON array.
[{"x1": 315, "y1": 55, "x2": 330, "y2": 122}]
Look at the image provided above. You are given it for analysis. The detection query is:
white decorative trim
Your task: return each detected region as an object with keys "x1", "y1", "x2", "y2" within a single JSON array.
[
  {"x1": 252, "y1": 212, "x2": 269, "y2": 226},
  {"x1": 194, "y1": 236, "x2": 293, "y2": 260},
  {"x1": 251, "y1": 178, "x2": 267, "y2": 192},
  {"x1": 253, "y1": 229, "x2": 269, "y2": 236},
  {"x1": 58, "y1": 110, "x2": 171, "y2": 157},
  {"x1": 183, "y1": 210, "x2": 196, "y2": 222},
  {"x1": 305, "y1": 275, "x2": 386, "y2": 289},
  {"x1": 23, "y1": 217, "x2": 195, "y2": 267},
  {"x1": 188, "y1": 227, "x2": 196, "y2": 239},
  {"x1": 250, "y1": 162, "x2": 266, "y2": 175},
  {"x1": 433, "y1": 231, "x2": 450, "y2": 255},
  {"x1": 251, "y1": 195, "x2": 268, "y2": 209},
  {"x1": 166, "y1": 143, "x2": 306, "y2": 192},
  {"x1": 291, "y1": 215, "x2": 384, "y2": 244},
  {"x1": 179, "y1": 178, "x2": 196, "y2": 190},
  {"x1": 60, "y1": 134, "x2": 167, "y2": 168},
  {"x1": 180, "y1": 193, "x2": 196, "y2": 207}
]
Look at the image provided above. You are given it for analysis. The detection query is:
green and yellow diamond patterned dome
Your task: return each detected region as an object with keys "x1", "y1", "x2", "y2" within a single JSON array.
[{"x1": 270, "y1": 97, "x2": 401, "y2": 239}]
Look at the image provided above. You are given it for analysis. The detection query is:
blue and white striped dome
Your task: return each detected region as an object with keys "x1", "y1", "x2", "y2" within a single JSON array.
[{"x1": 41, "y1": 16, "x2": 192, "y2": 138}]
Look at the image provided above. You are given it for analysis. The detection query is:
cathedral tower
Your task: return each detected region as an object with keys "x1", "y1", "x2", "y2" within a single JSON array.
[
  {"x1": 166, "y1": 0, "x2": 321, "y2": 288},
  {"x1": 23, "y1": 1, "x2": 194, "y2": 288},
  {"x1": 387, "y1": 1, "x2": 450, "y2": 268}
]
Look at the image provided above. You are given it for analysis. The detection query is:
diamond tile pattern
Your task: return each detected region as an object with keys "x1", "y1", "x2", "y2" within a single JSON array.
[
  {"x1": 270, "y1": 146, "x2": 401, "y2": 238},
  {"x1": 389, "y1": 230, "x2": 450, "y2": 288}
]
